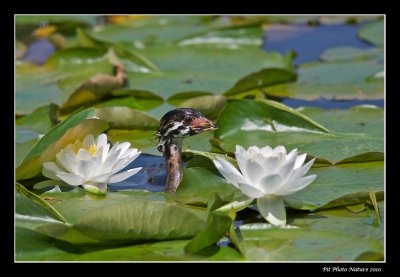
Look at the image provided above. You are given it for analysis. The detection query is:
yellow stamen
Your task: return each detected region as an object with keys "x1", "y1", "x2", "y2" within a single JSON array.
[
  {"x1": 71, "y1": 140, "x2": 97, "y2": 156},
  {"x1": 88, "y1": 144, "x2": 97, "y2": 156}
]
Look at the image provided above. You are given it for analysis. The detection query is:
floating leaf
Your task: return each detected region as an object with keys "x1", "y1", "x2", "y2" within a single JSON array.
[
  {"x1": 16, "y1": 104, "x2": 59, "y2": 166},
  {"x1": 73, "y1": 197, "x2": 207, "y2": 243},
  {"x1": 215, "y1": 101, "x2": 383, "y2": 163},
  {"x1": 224, "y1": 68, "x2": 296, "y2": 96},
  {"x1": 77, "y1": 28, "x2": 158, "y2": 72},
  {"x1": 125, "y1": 46, "x2": 295, "y2": 99},
  {"x1": 60, "y1": 64, "x2": 127, "y2": 114},
  {"x1": 358, "y1": 20, "x2": 384, "y2": 46},
  {"x1": 16, "y1": 182, "x2": 66, "y2": 226},
  {"x1": 320, "y1": 46, "x2": 384, "y2": 62},
  {"x1": 178, "y1": 95, "x2": 228, "y2": 119},
  {"x1": 16, "y1": 48, "x2": 114, "y2": 115},
  {"x1": 232, "y1": 221, "x2": 383, "y2": 261},
  {"x1": 95, "y1": 107, "x2": 159, "y2": 130},
  {"x1": 285, "y1": 161, "x2": 383, "y2": 209},
  {"x1": 266, "y1": 61, "x2": 384, "y2": 100},
  {"x1": 168, "y1": 91, "x2": 213, "y2": 106},
  {"x1": 175, "y1": 167, "x2": 243, "y2": 205},
  {"x1": 107, "y1": 129, "x2": 159, "y2": 156},
  {"x1": 185, "y1": 209, "x2": 235, "y2": 255}
]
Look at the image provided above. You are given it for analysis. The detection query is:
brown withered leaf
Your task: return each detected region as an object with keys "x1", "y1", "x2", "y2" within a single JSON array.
[{"x1": 60, "y1": 64, "x2": 128, "y2": 114}]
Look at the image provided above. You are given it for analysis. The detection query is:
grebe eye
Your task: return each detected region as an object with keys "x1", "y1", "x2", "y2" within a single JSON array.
[{"x1": 183, "y1": 118, "x2": 192, "y2": 125}]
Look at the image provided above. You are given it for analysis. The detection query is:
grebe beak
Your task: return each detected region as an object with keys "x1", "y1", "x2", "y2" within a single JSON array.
[{"x1": 190, "y1": 117, "x2": 218, "y2": 133}]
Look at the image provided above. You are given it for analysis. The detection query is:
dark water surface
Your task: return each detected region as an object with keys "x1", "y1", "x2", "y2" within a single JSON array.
[{"x1": 264, "y1": 23, "x2": 374, "y2": 65}]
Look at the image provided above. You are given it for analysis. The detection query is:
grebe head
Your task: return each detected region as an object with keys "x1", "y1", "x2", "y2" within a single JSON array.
[{"x1": 156, "y1": 108, "x2": 218, "y2": 153}]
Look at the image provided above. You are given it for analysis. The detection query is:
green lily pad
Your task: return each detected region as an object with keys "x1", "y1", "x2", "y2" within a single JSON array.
[
  {"x1": 167, "y1": 91, "x2": 213, "y2": 106},
  {"x1": 285, "y1": 161, "x2": 383, "y2": 209},
  {"x1": 185, "y1": 209, "x2": 235, "y2": 255},
  {"x1": 125, "y1": 46, "x2": 294, "y2": 99},
  {"x1": 232, "y1": 222, "x2": 383, "y2": 261},
  {"x1": 95, "y1": 106, "x2": 159, "y2": 130},
  {"x1": 266, "y1": 61, "x2": 383, "y2": 100},
  {"x1": 16, "y1": 104, "x2": 59, "y2": 166},
  {"x1": 320, "y1": 46, "x2": 384, "y2": 62},
  {"x1": 215, "y1": 100, "x2": 383, "y2": 163},
  {"x1": 15, "y1": 227, "x2": 82, "y2": 261},
  {"x1": 106, "y1": 129, "x2": 159, "y2": 156},
  {"x1": 175, "y1": 167, "x2": 244, "y2": 205},
  {"x1": 16, "y1": 48, "x2": 114, "y2": 115},
  {"x1": 71, "y1": 240, "x2": 243, "y2": 261},
  {"x1": 16, "y1": 183, "x2": 66, "y2": 229},
  {"x1": 88, "y1": 16, "x2": 239, "y2": 47},
  {"x1": 15, "y1": 15, "x2": 98, "y2": 26},
  {"x1": 106, "y1": 89, "x2": 164, "y2": 110},
  {"x1": 358, "y1": 20, "x2": 384, "y2": 46},
  {"x1": 16, "y1": 228, "x2": 242, "y2": 261},
  {"x1": 224, "y1": 67, "x2": 297, "y2": 96},
  {"x1": 72, "y1": 197, "x2": 207, "y2": 243}
]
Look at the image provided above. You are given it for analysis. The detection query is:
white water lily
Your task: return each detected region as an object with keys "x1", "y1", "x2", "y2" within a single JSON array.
[
  {"x1": 213, "y1": 145, "x2": 316, "y2": 225},
  {"x1": 42, "y1": 134, "x2": 142, "y2": 195}
]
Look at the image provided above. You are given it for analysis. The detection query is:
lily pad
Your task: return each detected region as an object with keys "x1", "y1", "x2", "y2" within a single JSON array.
[
  {"x1": 88, "y1": 16, "x2": 239, "y2": 47},
  {"x1": 358, "y1": 20, "x2": 384, "y2": 46},
  {"x1": 16, "y1": 228, "x2": 242, "y2": 261},
  {"x1": 232, "y1": 222, "x2": 383, "y2": 261},
  {"x1": 266, "y1": 61, "x2": 384, "y2": 100},
  {"x1": 70, "y1": 197, "x2": 207, "y2": 243},
  {"x1": 95, "y1": 107, "x2": 159, "y2": 130},
  {"x1": 214, "y1": 100, "x2": 383, "y2": 163},
  {"x1": 320, "y1": 46, "x2": 384, "y2": 62},
  {"x1": 16, "y1": 183, "x2": 66, "y2": 228},
  {"x1": 106, "y1": 129, "x2": 159, "y2": 156},
  {"x1": 16, "y1": 104, "x2": 59, "y2": 166},
  {"x1": 285, "y1": 161, "x2": 383, "y2": 209},
  {"x1": 126, "y1": 46, "x2": 295, "y2": 99},
  {"x1": 15, "y1": 15, "x2": 98, "y2": 26},
  {"x1": 175, "y1": 167, "x2": 244, "y2": 205},
  {"x1": 16, "y1": 48, "x2": 114, "y2": 115}
]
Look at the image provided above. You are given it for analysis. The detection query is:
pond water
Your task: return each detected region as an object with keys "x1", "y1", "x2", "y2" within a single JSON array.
[{"x1": 264, "y1": 23, "x2": 374, "y2": 65}]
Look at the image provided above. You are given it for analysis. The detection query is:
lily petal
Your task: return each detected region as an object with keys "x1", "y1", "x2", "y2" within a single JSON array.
[
  {"x1": 111, "y1": 151, "x2": 141, "y2": 175},
  {"x1": 113, "y1": 142, "x2": 131, "y2": 159},
  {"x1": 237, "y1": 182, "x2": 264, "y2": 198},
  {"x1": 76, "y1": 149, "x2": 92, "y2": 161},
  {"x1": 95, "y1": 134, "x2": 108, "y2": 149},
  {"x1": 257, "y1": 195, "x2": 286, "y2": 225},
  {"x1": 244, "y1": 159, "x2": 264, "y2": 187},
  {"x1": 56, "y1": 172, "x2": 84, "y2": 186},
  {"x1": 294, "y1": 153, "x2": 307, "y2": 169},
  {"x1": 258, "y1": 174, "x2": 283, "y2": 194},
  {"x1": 42, "y1": 162, "x2": 65, "y2": 180},
  {"x1": 77, "y1": 159, "x2": 98, "y2": 180},
  {"x1": 286, "y1": 158, "x2": 316, "y2": 184},
  {"x1": 82, "y1": 134, "x2": 95, "y2": 148},
  {"x1": 279, "y1": 174, "x2": 317, "y2": 195},
  {"x1": 56, "y1": 149, "x2": 78, "y2": 174},
  {"x1": 213, "y1": 157, "x2": 247, "y2": 188},
  {"x1": 109, "y1": 167, "x2": 142, "y2": 183}
]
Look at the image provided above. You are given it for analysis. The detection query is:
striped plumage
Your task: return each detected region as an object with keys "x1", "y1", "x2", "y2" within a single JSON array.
[{"x1": 156, "y1": 108, "x2": 217, "y2": 192}]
